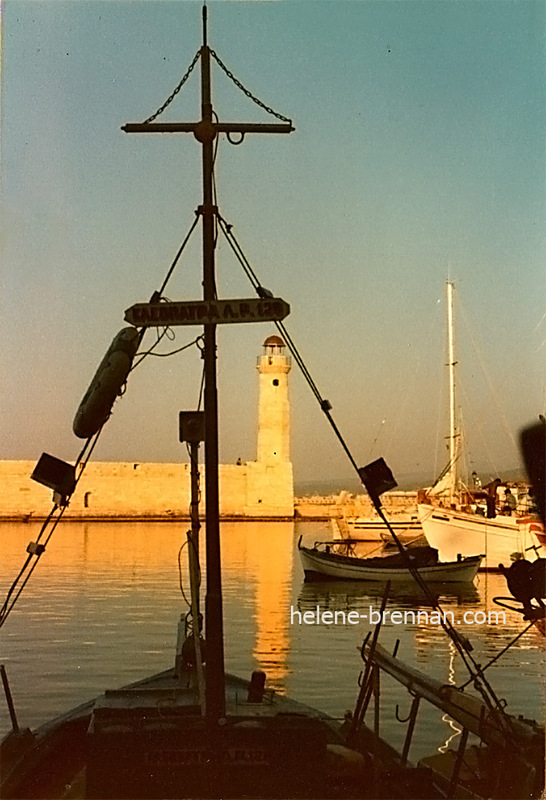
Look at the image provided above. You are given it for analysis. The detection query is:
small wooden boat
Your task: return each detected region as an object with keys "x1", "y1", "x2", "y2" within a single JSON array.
[
  {"x1": 0, "y1": 11, "x2": 374, "y2": 799},
  {"x1": 1, "y1": 667, "x2": 372, "y2": 800},
  {"x1": 298, "y1": 537, "x2": 482, "y2": 582}
]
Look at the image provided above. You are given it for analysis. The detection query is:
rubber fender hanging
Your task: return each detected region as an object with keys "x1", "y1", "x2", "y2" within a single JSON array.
[{"x1": 73, "y1": 327, "x2": 140, "y2": 439}]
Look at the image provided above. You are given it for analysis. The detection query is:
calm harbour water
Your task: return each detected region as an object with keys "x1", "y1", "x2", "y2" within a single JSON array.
[{"x1": 0, "y1": 520, "x2": 544, "y2": 764}]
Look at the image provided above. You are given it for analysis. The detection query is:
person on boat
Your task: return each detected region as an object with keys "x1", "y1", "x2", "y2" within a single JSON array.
[
  {"x1": 482, "y1": 478, "x2": 502, "y2": 518},
  {"x1": 501, "y1": 488, "x2": 517, "y2": 515},
  {"x1": 471, "y1": 471, "x2": 482, "y2": 490}
]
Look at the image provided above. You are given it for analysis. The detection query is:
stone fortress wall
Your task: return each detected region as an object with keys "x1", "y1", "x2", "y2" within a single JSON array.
[
  {"x1": 0, "y1": 336, "x2": 295, "y2": 521},
  {"x1": 0, "y1": 459, "x2": 416, "y2": 522},
  {"x1": 0, "y1": 459, "x2": 295, "y2": 521}
]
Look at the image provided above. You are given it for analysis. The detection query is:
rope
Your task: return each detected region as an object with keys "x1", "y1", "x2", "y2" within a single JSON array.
[
  {"x1": 177, "y1": 539, "x2": 192, "y2": 607},
  {"x1": 140, "y1": 335, "x2": 203, "y2": 360}
]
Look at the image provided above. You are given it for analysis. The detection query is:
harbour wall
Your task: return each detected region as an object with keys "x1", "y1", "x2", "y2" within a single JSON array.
[
  {"x1": 0, "y1": 460, "x2": 294, "y2": 521},
  {"x1": 294, "y1": 491, "x2": 418, "y2": 520},
  {"x1": 0, "y1": 461, "x2": 416, "y2": 521}
]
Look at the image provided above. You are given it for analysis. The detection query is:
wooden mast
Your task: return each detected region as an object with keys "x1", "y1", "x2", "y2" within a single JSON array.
[
  {"x1": 122, "y1": 5, "x2": 294, "y2": 724},
  {"x1": 198, "y1": 5, "x2": 225, "y2": 722}
]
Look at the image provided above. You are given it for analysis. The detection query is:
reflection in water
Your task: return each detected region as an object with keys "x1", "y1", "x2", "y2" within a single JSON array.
[
  {"x1": 298, "y1": 579, "x2": 480, "y2": 611},
  {"x1": 438, "y1": 641, "x2": 463, "y2": 754},
  {"x1": 220, "y1": 522, "x2": 294, "y2": 689},
  {"x1": 251, "y1": 524, "x2": 294, "y2": 687},
  {"x1": 0, "y1": 520, "x2": 544, "y2": 762}
]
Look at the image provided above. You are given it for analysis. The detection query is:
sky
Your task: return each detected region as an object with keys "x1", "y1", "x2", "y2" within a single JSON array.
[{"x1": 1, "y1": 0, "x2": 545, "y2": 491}]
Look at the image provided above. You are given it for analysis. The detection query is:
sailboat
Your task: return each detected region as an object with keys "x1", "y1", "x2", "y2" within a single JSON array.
[
  {"x1": 417, "y1": 282, "x2": 545, "y2": 571},
  {"x1": 1, "y1": 10, "x2": 543, "y2": 800}
]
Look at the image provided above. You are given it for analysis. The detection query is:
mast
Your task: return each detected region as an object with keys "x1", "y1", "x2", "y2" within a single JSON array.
[
  {"x1": 199, "y1": 5, "x2": 225, "y2": 722},
  {"x1": 122, "y1": 5, "x2": 294, "y2": 725},
  {"x1": 446, "y1": 280, "x2": 458, "y2": 500}
]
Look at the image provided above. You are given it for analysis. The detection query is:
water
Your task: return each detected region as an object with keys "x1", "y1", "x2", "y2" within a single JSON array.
[{"x1": 0, "y1": 520, "x2": 544, "y2": 764}]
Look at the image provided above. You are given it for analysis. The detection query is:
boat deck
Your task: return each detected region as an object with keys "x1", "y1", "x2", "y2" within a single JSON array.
[{"x1": 1, "y1": 668, "x2": 368, "y2": 800}]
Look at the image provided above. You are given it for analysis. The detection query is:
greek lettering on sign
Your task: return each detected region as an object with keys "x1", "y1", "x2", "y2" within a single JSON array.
[{"x1": 124, "y1": 298, "x2": 290, "y2": 327}]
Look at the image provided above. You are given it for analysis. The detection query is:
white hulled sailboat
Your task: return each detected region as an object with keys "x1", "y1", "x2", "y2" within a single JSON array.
[{"x1": 417, "y1": 282, "x2": 544, "y2": 571}]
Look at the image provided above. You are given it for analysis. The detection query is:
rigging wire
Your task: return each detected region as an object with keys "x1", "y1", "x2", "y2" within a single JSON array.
[
  {"x1": 425, "y1": 452, "x2": 460, "y2": 496},
  {"x1": 457, "y1": 620, "x2": 536, "y2": 690},
  {"x1": 197, "y1": 357, "x2": 206, "y2": 411},
  {"x1": 211, "y1": 111, "x2": 221, "y2": 250},
  {"x1": 458, "y1": 300, "x2": 520, "y2": 459},
  {"x1": 159, "y1": 214, "x2": 201, "y2": 297},
  {"x1": 457, "y1": 377, "x2": 500, "y2": 479},
  {"x1": 0, "y1": 216, "x2": 203, "y2": 631},
  {"x1": 1, "y1": 149, "x2": 527, "y2": 748},
  {"x1": 142, "y1": 335, "x2": 203, "y2": 359},
  {"x1": 433, "y1": 294, "x2": 448, "y2": 482},
  {"x1": 378, "y1": 298, "x2": 444, "y2": 462},
  {"x1": 216, "y1": 212, "x2": 523, "y2": 746},
  {"x1": 0, "y1": 428, "x2": 104, "y2": 629},
  {"x1": 2, "y1": 41, "x2": 293, "y2": 635}
]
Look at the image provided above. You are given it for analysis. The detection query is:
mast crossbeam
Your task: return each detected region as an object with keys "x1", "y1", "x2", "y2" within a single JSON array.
[{"x1": 123, "y1": 122, "x2": 294, "y2": 135}]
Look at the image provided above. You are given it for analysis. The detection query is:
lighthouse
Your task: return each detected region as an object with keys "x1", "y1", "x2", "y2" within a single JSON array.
[
  {"x1": 240, "y1": 334, "x2": 294, "y2": 517},
  {"x1": 256, "y1": 335, "x2": 291, "y2": 463}
]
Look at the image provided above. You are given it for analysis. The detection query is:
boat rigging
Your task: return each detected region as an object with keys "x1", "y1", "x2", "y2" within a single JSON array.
[
  {"x1": 1, "y1": 9, "x2": 535, "y2": 727},
  {"x1": 1, "y1": 7, "x2": 543, "y2": 798},
  {"x1": 120, "y1": 5, "x2": 294, "y2": 724}
]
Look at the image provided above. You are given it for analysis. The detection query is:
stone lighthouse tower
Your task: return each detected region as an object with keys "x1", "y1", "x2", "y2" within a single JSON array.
[
  {"x1": 256, "y1": 335, "x2": 291, "y2": 463},
  {"x1": 244, "y1": 334, "x2": 294, "y2": 517}
]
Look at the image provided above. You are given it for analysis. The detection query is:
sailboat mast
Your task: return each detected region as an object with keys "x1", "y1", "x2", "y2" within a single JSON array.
[
  {"x1": 447, "y1": 280, "x2": 457, "y2": 499},
  {"x1": 199, "y1": 5, "x2": 226, "y2": 722}
]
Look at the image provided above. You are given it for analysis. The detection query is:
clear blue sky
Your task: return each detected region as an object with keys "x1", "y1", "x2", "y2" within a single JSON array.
[{"x1": 2, "y1": 0, "x2": 545, "y2": 489}]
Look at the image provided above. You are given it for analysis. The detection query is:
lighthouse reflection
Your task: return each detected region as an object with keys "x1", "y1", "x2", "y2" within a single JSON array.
[{"x1": 221, "y1": 521, "x2": 294, "y2": 690}]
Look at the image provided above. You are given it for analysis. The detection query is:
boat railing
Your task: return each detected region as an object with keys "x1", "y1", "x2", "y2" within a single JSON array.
[
  {"x1": 352, "y1": 639, "x2": 543, "y2": 798},
  {"x1": 362, "y1": 642, "x2": 538, "y2": 747}
]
